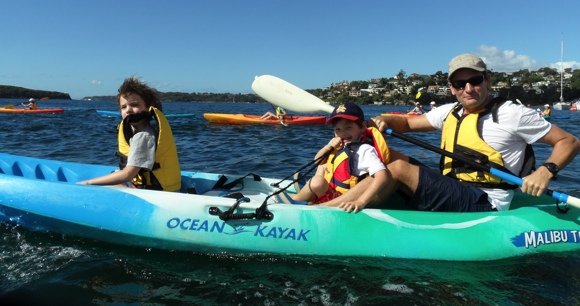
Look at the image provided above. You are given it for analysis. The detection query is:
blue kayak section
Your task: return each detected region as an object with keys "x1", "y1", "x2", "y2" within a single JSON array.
[{"x1": 97, "y1": 110, "x2": 195, "y2": 118}]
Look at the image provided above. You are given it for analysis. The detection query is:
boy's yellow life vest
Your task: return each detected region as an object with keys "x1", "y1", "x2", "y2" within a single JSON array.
[{"x1": 323, "y1": 127, "x2": 389, "y2": 194}]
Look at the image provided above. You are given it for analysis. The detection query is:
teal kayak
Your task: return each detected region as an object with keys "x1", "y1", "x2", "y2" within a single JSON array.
[
  {"x1": 0, "y1": 152, "x2": 578, "y2": 261},
  {"x1": 96, "y1": 110, "x2": 195, "y2": 118}
]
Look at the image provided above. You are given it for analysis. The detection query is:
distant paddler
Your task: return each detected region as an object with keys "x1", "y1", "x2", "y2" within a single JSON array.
[
  {"x1": 22, "y1": 98, "x2": 38, "y2": 110},
  {"x1": 261, "y1": 105, "x2": 288, "y2": 125},
  {"x1": 543, "y1": 104, "x2": 552, "y2": 116}
]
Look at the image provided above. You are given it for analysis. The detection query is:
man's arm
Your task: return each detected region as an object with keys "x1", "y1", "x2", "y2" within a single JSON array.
[
  {"x1": 370, "y1": 114, "x2": 436, "y2": 133},
  {"x1": 522, "y1": 125, "x2": 580, "y2": 196}
]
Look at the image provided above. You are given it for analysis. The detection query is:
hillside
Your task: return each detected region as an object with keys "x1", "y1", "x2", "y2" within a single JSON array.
[{"x1": 0, "y1": 85, "x2": 71, "y2": 100}]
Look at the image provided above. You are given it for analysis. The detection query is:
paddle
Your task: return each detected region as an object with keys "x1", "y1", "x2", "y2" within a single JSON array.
[
  {"x1": 252, "y1": 75, "x2": 335, "y2": 113},
  {"x1": 252, "y1": 75, "x2": 580, "y2": 209}
]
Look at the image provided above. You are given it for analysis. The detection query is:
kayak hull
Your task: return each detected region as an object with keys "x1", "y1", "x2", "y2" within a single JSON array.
[
  {"x1": 203, "y1": 113, "x2": 326, "y2": 125},
  {"x1": 0, "y1": 152, "x2": 579, "y2": 261},
  {"x1": 0, "y1": 108, "x2": 64, "y2": 113}
]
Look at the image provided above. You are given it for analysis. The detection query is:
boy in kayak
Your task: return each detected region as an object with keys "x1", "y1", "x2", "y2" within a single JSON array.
[
  {"x1": 78, "y1": 77, "x2": 181, "y2": 191},
  {"x1": 283, "y1": 102, "x2": 389, "y2": 213},
  {"x1": 323, "y1": 53, "x2": 580, "y2": 212}
]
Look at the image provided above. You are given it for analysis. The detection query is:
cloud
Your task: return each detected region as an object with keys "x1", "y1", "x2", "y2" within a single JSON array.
[
  {"x1": 477, "y1": 45, "x2": 580, "y2": 72},
  {"x1": 549, "y1": 61, "x2": 580, "y2": 71},
  {"x1": 91, "y1": 80, "x2": 102, "y2": 86},
  {"x1": 477, "y1": 46, "x2": 540, "y2": 72}
]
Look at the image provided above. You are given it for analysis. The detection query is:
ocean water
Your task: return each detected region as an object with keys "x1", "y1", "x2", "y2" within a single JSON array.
[{"x1": 0, "y1": 99, "x2": 579, "y2": 305}]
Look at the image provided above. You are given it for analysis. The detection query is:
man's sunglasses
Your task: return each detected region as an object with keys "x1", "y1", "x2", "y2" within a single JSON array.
[{"x1": 451, "y1": 74, "x2": 485, "y2": 90}]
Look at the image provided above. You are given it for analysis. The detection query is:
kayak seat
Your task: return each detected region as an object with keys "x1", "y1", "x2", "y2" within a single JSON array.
[
  {"x1": 181, "y1": 173, "x2": 228, "y2": 195},
  {"x1": 0, "y1": 161, "x2": 35, "y2": 178}
]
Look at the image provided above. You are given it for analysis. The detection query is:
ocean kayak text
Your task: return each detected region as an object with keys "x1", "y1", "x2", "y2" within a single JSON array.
[{"x1": 166, "y1": 217, "x2": 310, "y2": 241}]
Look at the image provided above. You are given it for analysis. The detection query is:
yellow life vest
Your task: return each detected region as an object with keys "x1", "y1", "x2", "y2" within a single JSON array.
[
  {"x1": 440, "y1": 102, "x2": 509, "y2": 186},
  {"x1": 117, "y1": 106, "x2": 181, "y2": 191},
  {"x1": 275, "y1": 107, "x2": 286, "y2": 119},
  {"x1": 542, "y1": 108, "x2": 551, "y2": 116},
  {"x1": 323, "y1": 127, "x2": 389, "y2": 194}
]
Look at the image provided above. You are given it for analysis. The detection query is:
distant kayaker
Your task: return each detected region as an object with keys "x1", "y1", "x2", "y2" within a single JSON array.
[
  {"x1": 78, "y1": 77, "x2": 181, "y2": 191},
  {"x1": 407, "y1": 102, "x2": 424, "y2": 114},
  {"x1": 22, "y1": 98, "x2": 37, "y2": 110},
  {"x1": 261, "y1": 105, "x2": 287, "y2": 121},
  {"x1": 543, "y1": 104, "x2": 552, "y2": 116},
  {"x1": 322, "y1": 53, "x2": 580, "y2": 212},
  {"x1": 429, "y1": 101, "x2": 437, "y2": 111},
  {"x1": 281, "y1": 102, "x2": 390, "y2": 213}
]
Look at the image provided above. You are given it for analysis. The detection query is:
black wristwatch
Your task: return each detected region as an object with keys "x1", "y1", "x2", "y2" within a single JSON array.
[{"x1": 541, "y1": 162, "x2": 559, "y2": 176}]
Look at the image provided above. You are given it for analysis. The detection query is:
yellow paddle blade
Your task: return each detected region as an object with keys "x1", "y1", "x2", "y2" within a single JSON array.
[
  {"x1": 415, "y1": 92, "x2": 422, "y2": 100},
  {"x1": 40, "y1": 97, "x2": 49, "y2": 100},
  {"x1": 4, "y1": 104, "x2": 14, "y2": 109}
]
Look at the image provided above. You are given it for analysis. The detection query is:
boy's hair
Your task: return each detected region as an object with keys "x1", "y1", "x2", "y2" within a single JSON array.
[{"x1": 116, "y1": 77, "x2": 162, "y2": 111}]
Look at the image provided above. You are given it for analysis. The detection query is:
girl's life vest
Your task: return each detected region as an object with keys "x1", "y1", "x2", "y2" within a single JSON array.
[
  {"x1": 323, "y1": 127, "x2": 389, "y2": 194},
  {"x1": 275, "y1": 107, "x2": 286, "y2": 119},
  {"x1": 440, "y1": 98, "x2": 535, "y2": 189},
  {"x1": 116, "y1": 106, "x2": 181, "y2": 191}
]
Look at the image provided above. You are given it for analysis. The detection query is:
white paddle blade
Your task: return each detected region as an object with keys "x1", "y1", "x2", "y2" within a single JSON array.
[{"x1": 251, "y1": 75, "x2": 335, "y2": 114}]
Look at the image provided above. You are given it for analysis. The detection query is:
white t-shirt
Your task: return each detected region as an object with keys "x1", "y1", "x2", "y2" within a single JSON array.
[
  {"x1": 425, "y1": 100, "x2": 552, "y2": 210},
  {"x1": 348, "y1": 143, "x2": 386, "y2": 177},
  {"x1": 127, "y1": 125, "x2": 157, "y2": 171}
]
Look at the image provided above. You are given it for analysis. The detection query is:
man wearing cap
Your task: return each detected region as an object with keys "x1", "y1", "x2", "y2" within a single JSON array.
[
  {"x1": 22, "y1": 98, "x2": 37, "y2": 110},
  {"x1": 429, "y1": 101, "x2": 437, "y2": 111},
  {"x1": 543, "y1": 104, "x2": 552, "y2": 116},
  {"x1": 323, "y1": 53, "x2": 580, "y2": 212}
]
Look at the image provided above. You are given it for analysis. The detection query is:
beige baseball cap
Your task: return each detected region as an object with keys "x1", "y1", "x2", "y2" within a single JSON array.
[{"x1": 448, "y1": 53, "x2": 487, "y2": 80}]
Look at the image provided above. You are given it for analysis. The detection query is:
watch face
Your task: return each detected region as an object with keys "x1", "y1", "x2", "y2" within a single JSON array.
[{"x1": 543, "y1": 163, "x2": 559, "y2": 174}]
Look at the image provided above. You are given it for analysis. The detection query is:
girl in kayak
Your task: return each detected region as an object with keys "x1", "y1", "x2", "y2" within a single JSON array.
[{"x1": 260, "y1": 105, "x2": 287, "y2": 121}]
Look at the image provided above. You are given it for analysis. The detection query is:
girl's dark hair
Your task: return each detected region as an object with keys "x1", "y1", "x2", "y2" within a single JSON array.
[{"x1": 116, "y1": 77, "x2": 162, "y2": 111}]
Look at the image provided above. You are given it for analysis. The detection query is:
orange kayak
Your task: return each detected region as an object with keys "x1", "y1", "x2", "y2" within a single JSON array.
[
  {"x1": 0, "y1": 108, "x2": 64, "y2": 114},
  {"x1": 203, "y1": 113, "x2": 326, "y2": 125}
]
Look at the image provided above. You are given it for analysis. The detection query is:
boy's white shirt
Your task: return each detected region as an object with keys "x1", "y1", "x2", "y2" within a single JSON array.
[{"x1": 348, "y1": 142, "x2": 386, "y2": 177}]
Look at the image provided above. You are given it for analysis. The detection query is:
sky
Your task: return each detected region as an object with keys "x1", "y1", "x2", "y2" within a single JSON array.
[{"x1": 1, "y1": 0, "x2": 580, "y2": 100}]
